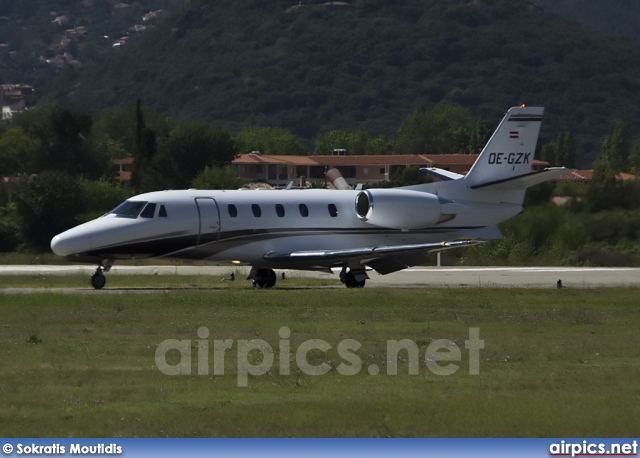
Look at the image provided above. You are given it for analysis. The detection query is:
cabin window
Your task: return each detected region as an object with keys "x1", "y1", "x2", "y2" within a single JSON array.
[
  {"x1": 228, "y1": 204, "x2": 238, "y2": 217},
  {"x1": 140, "y1": 202, "x2": 157, "y2": 218},
  {"x1": 159, "y1": 205, "x2": 168, "y2": 217},
  {"x1": 110, "y1": 200, "x2": 147, "y2": 218},
  {"x1": 299, "y1": 204, "x2": 309, "y2": 217},
  {"x1": 252, "y1": 204, "x2": 262, "y2": 217},
  {"x1": 328, "y1": 204, "x2": 338, "y2": 217},
  {"x1": 275, "y1": 204, "x2": 285, "y2": 217}
]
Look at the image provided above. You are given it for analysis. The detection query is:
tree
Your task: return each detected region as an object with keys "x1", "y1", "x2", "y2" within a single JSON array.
[
  {"x1": 394, "y1": 103, "x2": 477, "y2": 155},
  {"x1": 192, "y1": 166, "x2": 241, "y2": 189},
  {"x1": 593, "y1": 121, "x2": 630, "y2": 174},
  {"x1": 468, "y1": 119, "x2": 491, "y2": 155},
  {"x1": 76, "y1": 179, "x2": 133, "y2": 222},
  {"x1": 628, "y1": 143, "x2": 640, "y2": 175},
  {"x1": 142, "y1": 124, "x2": 238, "y2": 191},
  {"x1": 558, "y1": 132, "x2": 576, "y2": 168},
  {"x1": 0, "y1": 126, "x2": 36, "y2": 176},
  {"x1": 235, "y1": 126, "x2": 307, "y2": 155},
  {"x1": 12, "y1": 105, "x2": 107, "y2": 178},
  {"x1": 540, "y1": 132, "x2": 575, "y2": 167},
  {"x1": 14, "y1": 171, "x2": 85, "y2": 250},
  {"x1": 313, "y1": 130, "x2": 391, "y2": 155},
  {"x1": 130, "y1": 98, "x2": 157, "y2": 191}
]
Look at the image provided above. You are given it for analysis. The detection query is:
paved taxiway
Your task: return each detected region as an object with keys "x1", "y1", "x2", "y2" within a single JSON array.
[{"x1": 1, "y1": 265, "x2": 639, "y2": 289}]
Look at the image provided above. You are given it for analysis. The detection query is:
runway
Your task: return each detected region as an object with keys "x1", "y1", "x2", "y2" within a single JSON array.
[{"x1": 1, "y1": 265, "x2": 639, "y2": 289}]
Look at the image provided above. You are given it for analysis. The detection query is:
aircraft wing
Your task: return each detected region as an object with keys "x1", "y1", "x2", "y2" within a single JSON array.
[{"x1": 263, "y1": 240, "x2": 484, "y2": 264}]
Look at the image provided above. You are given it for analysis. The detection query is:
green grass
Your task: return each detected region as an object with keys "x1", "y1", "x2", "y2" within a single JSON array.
[
  {"x1": 1, "y1": 288, "x2": 639, "y2": 437},
  {"x1": 0, "y1": 274, "x2": 341, "y2": 289}
]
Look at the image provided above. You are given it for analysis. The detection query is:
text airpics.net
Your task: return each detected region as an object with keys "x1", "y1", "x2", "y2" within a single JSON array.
[{"x1": 155, "y1": 327, "x2": 484, "y2": 387}]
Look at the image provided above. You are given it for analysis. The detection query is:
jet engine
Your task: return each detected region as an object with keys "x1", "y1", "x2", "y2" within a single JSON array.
[{"x1": 355, "y1": 189, "x2": 442, "y2": 229}]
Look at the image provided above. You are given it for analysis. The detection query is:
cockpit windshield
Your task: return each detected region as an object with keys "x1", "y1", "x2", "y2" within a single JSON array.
[{"x1": 110, "y1": 201, "x2": 148, "y2": 218}]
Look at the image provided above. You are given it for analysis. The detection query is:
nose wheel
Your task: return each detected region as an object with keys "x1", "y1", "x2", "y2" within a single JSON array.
[
  {"x1": 91, "y1": 268, "x2": 106, "y2": 289},
  {"x1": 90, "y1": 258, "x2": 114, "y2": 290}
]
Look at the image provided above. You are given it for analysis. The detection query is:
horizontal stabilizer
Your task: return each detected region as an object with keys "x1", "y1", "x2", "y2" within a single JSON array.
[
  {"x1": 469, "y1": 167, "x2": 571, "y2": 190},
  {"x1": 420, "y1": 167, "x2": 464, "y2": 181}
]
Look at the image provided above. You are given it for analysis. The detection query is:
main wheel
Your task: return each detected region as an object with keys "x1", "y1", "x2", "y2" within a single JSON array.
[
  {"x1": 344, "y1": 271, "x2": 366, "y2": 288},
  {"x1": 90, "y1": 270, "x2": 106, "y2": 289},
  {"x1": 255, "y1": 268, "x2": 277, "y2": 288}
]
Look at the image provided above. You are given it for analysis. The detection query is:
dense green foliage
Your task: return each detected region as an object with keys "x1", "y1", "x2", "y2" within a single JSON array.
[
  {"x1": 0, "y1": 0, "x2": 184, "y2": 83},
  {"x1": 25, "y1": 0, "x2": 640, "y2": 166},
  {"x1": 534, "y1": 0, "x2": 640, "y2": 44},
  {"x1": 0, "y1": 102, "x2": 239, "y2": 250}
]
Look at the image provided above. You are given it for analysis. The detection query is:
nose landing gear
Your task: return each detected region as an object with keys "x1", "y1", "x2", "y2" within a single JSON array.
[{"x1": 90, "y1": 258, "x2": 114, "y2": 290}]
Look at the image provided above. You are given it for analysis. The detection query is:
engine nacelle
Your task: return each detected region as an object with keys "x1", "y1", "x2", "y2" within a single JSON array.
[{"x1": 355, "y1": 189, "x2": 442, "y2": 229}]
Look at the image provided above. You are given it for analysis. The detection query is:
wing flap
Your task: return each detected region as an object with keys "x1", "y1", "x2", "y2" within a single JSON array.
[{"x1": 263, "y1": 240, "x2": 484, "y2": 263}]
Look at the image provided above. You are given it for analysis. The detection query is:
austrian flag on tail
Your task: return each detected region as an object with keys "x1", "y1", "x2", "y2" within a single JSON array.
[{"x1": 509, "y1": 130, "x2": 520, "y2": 139}]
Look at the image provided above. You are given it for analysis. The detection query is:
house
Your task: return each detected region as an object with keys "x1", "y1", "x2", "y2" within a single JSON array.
[
  {"x1": 114, "y1": 157, "x2": 134, "y2": 182},
  {"x1": 553, "y1": 170, "x2": 638, "y2": 185},
  {"x1": 1, "y1": 84, "x2": 34, "y2": 118},
  {"x1": 232, "y1": 153, "x2": 550, "y2": 186},
  {"x1": 112, "y1": 154, "x2": 550, "y2": 186}
]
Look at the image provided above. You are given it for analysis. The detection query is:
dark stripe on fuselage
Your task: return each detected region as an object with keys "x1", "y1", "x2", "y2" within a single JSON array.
[{"x1": 68, "y1": 226, "x2": 484, "y2": 260}]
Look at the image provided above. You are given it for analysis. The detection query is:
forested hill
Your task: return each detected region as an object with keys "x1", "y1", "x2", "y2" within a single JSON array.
[
  {"x1": 34, "y1": 0, "x2": 640, "y2": 166},
  {"x1": 534, "y1": 0, "x2": 640, "y2": 44}
]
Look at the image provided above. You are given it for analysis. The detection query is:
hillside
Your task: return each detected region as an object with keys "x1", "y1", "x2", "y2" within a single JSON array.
[
  {"x1": 0, "y1": 0, "x2": 185, "y2": 84},
  {"x1": 534, "y1": 0, "x2": 640, "y2": 44},
  {"x1": 30, "y1": 0, "x2": 640, "y2": 166}
]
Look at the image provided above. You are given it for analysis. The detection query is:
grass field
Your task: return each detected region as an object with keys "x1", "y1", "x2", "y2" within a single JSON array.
[
  {"x1": 1, "y1": 286, "x2": 639, "y2": 437},
  {"x1": 0, "y1": 274, "x2": 341, "y2": 289}
]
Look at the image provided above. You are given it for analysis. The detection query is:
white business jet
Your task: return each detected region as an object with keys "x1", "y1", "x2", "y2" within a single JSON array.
[{"x1": 51, "y1": 106, "x2": 568, "y2": 289}]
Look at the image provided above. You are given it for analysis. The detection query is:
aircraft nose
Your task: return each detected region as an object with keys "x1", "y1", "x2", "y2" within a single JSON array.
[{"x1": 50, "y1": 232, "x2": 89, "y2": 257}]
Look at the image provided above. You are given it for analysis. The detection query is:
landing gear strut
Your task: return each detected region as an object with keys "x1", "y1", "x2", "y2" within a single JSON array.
[
  {"x1": 90, "y1": 258, "x2": 114, "y2": 290},
  {"x1": 340, "y1": 266, "x2": 367, "y2": 288},
  {"x1": 249, "y1": 267, "x2": 277, "y2": 288}
]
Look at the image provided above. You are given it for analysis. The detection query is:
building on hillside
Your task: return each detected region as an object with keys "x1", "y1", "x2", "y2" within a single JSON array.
[
  {"x1": 114, "y1": 157, "x2": 134, "y2": 182},
  {"x1": 232, "y1": 153, "x2": 550, "y2": 186},
  {"x1": 553, "y1": 169, "x2": 638, "y2": 185},
  {"x1": 1, "y1": 84, "x2": 33, "y2": 119},
  {"x1": 111, "y1": 154, "x2": 551, "y2": 186}
]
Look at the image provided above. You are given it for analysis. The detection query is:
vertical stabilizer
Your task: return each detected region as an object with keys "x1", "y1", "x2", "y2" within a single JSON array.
[{"x1": 463, "y1": 106, "x2": 543, "y2": 187}]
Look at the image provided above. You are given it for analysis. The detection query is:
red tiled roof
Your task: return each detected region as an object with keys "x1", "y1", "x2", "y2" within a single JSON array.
[
  {"x1": 311, "y1": 155, "x2": 433, "y2": 166},
  {"x1": 232, "y1": 154, "x2": 318, "y2": 165},
  {"x1": 555, "y1": 170, "x2": 638, "y2": 181},
  {"x1": 232, "y1": 153, "x2": 549, "y2": 167},
  {"x1": 113, "y1": 157, "x2": 134, "y2": 165}
]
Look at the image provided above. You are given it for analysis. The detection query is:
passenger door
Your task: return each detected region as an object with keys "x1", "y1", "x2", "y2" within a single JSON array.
[{"x1": 195, "y1": 197, "x2": 220, "y2": 246}]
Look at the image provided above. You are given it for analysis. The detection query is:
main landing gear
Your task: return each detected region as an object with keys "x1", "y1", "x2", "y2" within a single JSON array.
[
  {"x1": 340, "y1": 266, "x2": 367, "y2": 288},
  {"x1": 91, "y1": 258, "x2": 114, "y2": 290},
  {"x1": 248, "y1": 267, "x2": 277, "y2": 288}
]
